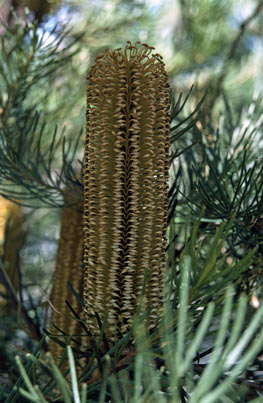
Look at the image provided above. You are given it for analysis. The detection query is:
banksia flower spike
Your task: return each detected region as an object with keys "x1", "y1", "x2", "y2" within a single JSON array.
[
  {"x1": 84, "y1": 41, "x2": 170, "y2": 342},
  {"x1": 0, "y1": 196, "x2": 25, "y2": 312},
  {"x1": 48, "y1": 195, "x2": 84, "y2": 362}
]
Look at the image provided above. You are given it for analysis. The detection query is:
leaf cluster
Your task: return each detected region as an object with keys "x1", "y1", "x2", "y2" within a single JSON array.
[
  {"x1": 0, "y1": 15, "x2": 83, "y2": 206},
  {"x1": 1, "y1": 215, "x2": 262, "y2": 402},
  {"x1": 173, "y1": 92, "x2": 263, "y2": 260}
]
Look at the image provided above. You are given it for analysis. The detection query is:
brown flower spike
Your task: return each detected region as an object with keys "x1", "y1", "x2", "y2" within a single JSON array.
[
  {"x1": 0, "y1": 197, "x2": 25, "y2": 313},
  {"x1": 84, "y1": 41, "x2": 170, "y2": 341},
  {"x1": 48, "y1": 198, "x2": 84, "y2": 362}
]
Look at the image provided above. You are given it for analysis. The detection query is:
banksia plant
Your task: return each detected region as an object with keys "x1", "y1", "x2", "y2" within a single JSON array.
[
  {"x1": 48, "y1": 195, "x2": 85, "y2": 363},
  {"x1": 84, "y1": 41, "x2": 170, "y2": 342},
  {"x1": 0, "y1": 196, "x2": 25, "y2": 312}
]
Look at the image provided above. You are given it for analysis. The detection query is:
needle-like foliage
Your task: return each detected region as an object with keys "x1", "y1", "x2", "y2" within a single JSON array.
[
  {"x1": 8, "y1": 249, "x2": 263, "y2": 402},
  {"x1": 0, "y1": 16, "x2": 83, "y2": 206}
]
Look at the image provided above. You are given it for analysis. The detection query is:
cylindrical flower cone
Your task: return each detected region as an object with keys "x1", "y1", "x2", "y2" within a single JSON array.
[
  {"x1": 0, "y1": 196, "x2": 25, "y2": 312},
  {"x1": 48, "y1": 197, "x2": 85, "y2": 366},
  {"x1": 84, "y1": 41, "x2": 170, "y2": 342}
]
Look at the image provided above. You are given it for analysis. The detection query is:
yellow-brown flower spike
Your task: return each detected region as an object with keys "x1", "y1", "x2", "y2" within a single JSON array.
[
  {"x1": 84, "y1": 41, "x2": 170, "y2": 342},
  {"x1": 48, "y1": 198, "x2": 84, "y2": 363},
  {"x1": 0, "y1": 196, "x2": 25, "y2": 312}
]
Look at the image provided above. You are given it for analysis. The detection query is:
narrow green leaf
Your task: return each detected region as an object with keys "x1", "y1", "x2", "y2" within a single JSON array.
[
  {"x1": 18, "y1": 388, "x2": 39, "y2": 402},
  {"x1": 192, "y1": 287, "x2": 234, "y2": 398},
  {"x1": 180, "y1": 302, "x2": 215, "y2": 376},
  {"x1": 26, "y1": 354, "x2": 53, "y2": 378},
  {"x1": 67, "y1": 346, "x2": 80, "y2": 403},
  {"x1": 15, "y1": 356, "x2": 38, "y2": 400},
  {"x1": 33, "y1": 385, "x2": 48, "y2": 403},
  {"x1": 6, "y1": 337, "x2": 46, "y2": 403},
  {"x1": 221, "y1": 295, "x2": 247, "y2": 364},
  {"x1": 195, "y1": 221, "x2": 228, "y2": 288},
  {"x1": 109, "y1": 373, "x2": 122, "y2": 402},
  {"x1": 46, "y1": 352, "x2": 72, "y2": 403},
  {"x1": 224, "y1": 305, "x2": 263, "y2": 368},
  {"x1": 201, "y1": 329, "x2": 263, "y2": 403},
  {"x1": 81, "y1": 384, "x2": 87, "y2": 403},
  {"x1": 176, "y1": 255, "x2": 191, "y2": 369},
  {"x1": 133, "y1": 353, "x2": 143, "y2": 402},
  {"x1": 98, "y1": 354, "x2": 111, "y2": 403}
]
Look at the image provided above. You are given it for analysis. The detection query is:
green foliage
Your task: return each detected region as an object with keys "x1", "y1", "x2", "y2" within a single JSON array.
[
  {"x1": 7, "y1": 267, "x2": 263, "y2": 402},
  {"x1": 0, "y1": 215, "x2": 261, "y2": 401},
  {"x1": 179, "y1": 94, "x2": 263, "y2": 225},
  {"x1": 0, "y1": 14, "x2": 82, "y2": 206},
  {"x1": 171, "y1": 91, "x2": 263, "y2": 299}
]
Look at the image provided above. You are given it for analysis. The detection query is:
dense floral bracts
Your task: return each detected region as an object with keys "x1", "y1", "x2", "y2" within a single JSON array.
[
  {"x1": 48, "y1": 199, "x2": 84, "y2": 362},
  {"x1": 84, "y1": 41, "x2": 170, "y2": 341}
]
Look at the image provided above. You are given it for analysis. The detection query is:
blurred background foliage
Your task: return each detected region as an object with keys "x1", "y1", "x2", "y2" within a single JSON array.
[{"x1": 0, "y1": 0, "x2": 263, "y2": 399}]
